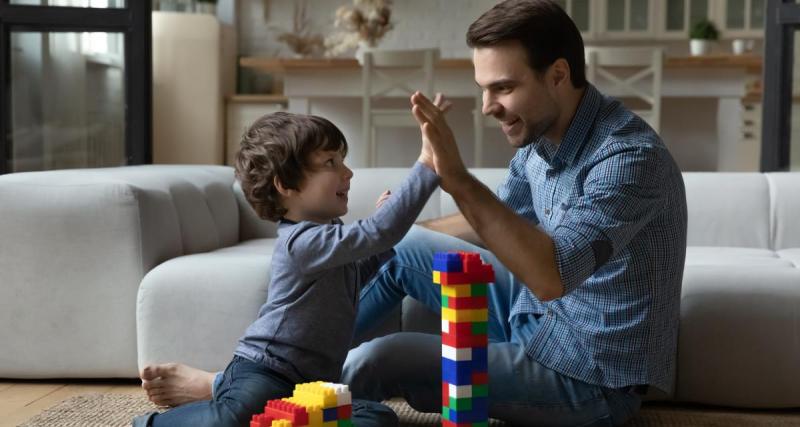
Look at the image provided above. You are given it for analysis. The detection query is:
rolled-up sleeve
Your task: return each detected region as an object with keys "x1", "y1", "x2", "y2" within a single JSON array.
[
  {"x1": 552, "y1": 144, "x2": 667, "y2": 295},
  {"x1": 497, "y1": 148, "x2": 539, "y2": 224}
]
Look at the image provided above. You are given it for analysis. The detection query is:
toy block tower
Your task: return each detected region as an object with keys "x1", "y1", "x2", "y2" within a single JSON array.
[
  {"x1": 250, "y1": 381, "x2": 353, "y2": 427},
  {"x1": 434, "y1": 251, "x2": 493, "y2": 427}
]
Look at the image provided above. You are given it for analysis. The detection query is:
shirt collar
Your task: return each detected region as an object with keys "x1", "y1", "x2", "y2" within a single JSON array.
[{"x1": 533, "y1": 83, "x2": 602, "y2": 169}]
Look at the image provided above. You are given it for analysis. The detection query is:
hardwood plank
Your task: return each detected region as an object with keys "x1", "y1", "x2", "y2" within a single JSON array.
[
  {"x1": 2, "y1": 383, "x2": 115, "y2": 427},
  {"x1": 0, "y1": 383, "x2": 65, "y2": 419}
]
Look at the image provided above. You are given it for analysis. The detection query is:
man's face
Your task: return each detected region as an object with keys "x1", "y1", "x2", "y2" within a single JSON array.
[{"x1": 473, "y1": 41, "x2": 560, "y2": 148}]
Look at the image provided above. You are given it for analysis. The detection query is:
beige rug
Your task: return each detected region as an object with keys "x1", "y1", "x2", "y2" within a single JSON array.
[{"x1": 17, "y1": 393, "x2": 800, "y2": 427}]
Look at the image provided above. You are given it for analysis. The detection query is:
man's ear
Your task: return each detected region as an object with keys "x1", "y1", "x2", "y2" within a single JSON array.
[
  {"x1": 274, "y1": 176, "x2": 293, "y2": 197},
  {"x1": 549, "y1": 58, "x2": 571, "y2": 88}
]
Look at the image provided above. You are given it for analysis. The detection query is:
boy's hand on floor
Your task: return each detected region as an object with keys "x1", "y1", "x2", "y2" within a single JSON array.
[{"x1": 375, "y1": 190, "x2": 391, "y2": 209}]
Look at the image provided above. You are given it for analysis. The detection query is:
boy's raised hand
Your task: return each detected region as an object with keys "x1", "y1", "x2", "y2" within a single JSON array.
[
  {"x1": 411, "y1": 91, "x2": 468, "y2": 192},
  {"x1": 416, "y1": 93, "x2": 452, "y2": 171}
]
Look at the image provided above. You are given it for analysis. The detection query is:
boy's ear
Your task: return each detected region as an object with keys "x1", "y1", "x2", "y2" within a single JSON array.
[{"x1": 274, "y1": 176, "x2": 293, "y2": 197}]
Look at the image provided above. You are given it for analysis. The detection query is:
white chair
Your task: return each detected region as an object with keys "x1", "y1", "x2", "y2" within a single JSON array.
[
  {"x1": 585, "y1": 46, "x2": 664, "y2": 133},
  {"x1": 361, "y1": 48, "x2": 439, "y2": 167}
]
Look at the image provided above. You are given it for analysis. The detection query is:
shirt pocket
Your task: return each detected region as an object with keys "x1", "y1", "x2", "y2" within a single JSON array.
[{"x1": 550, "y1": 199, "x2": 572, "y2": 227}]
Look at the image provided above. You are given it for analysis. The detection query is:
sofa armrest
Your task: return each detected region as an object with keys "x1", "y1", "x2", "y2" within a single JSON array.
[{"x1": 0, "y1": 165, "x2": 242, "y2": 377}]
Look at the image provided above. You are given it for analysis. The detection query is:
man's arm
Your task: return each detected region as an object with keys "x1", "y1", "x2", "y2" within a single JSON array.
[
  {"x1": 411, "y1": 92, "x2": 563, "y2": 301},
  {"x1": 417, "y1": 213, "x2": 483, "y2": 246}
]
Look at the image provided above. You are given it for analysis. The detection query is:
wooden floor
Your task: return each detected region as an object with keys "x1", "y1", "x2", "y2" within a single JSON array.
[{"x1": 0, "y1": 379, "x2": 141, "y2": 427}]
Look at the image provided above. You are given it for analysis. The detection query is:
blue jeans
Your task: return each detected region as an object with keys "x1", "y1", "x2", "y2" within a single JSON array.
[
  {"x1": 132, "y1": 355, "x2": 398, "y2": 427},
  {"x1": 341, "y1": 226, "x2": 643, "y2": 426}
]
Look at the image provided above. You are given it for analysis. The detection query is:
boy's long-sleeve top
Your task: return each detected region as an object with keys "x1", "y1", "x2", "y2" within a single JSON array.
[{"x1": 235, "y1": 162, "x2": 439, "y2": 383}]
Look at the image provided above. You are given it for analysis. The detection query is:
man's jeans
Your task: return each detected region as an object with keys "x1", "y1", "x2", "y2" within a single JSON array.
[
  {"x1": 342, "y1": 226, "x2": 643, "y2": 426},
  {"x1": 132, "y1": 356, "x2": 398, "y2": 427}
]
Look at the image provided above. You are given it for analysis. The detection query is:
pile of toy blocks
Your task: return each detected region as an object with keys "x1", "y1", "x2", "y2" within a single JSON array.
[
  {"x1": 250, "y1": 382, "x2": 353, "y2": 427},
  {"x1": 434, "y1": 251, "x2": 494, "y2": 427}
]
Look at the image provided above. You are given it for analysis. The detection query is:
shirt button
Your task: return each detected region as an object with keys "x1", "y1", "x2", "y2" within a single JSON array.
[{"x1": 544, "y1": 208, "x2": 551, "y2": 216}]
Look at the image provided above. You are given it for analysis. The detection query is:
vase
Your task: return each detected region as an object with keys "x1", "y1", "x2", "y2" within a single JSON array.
[
  {"x1": 355, "y1": 40, "x2": 377, "y2": 64},
  {"x1": 690, "y1": 39, "x2": 712, "y2": 56}
]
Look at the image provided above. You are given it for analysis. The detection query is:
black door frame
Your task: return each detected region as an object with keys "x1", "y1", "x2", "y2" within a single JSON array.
[
  {"x1": 762, "y1": 0, "x2": 800, "y2": 171},
  {"x1": 0, "y1": 2, "x2": 151, "y2": 174}
]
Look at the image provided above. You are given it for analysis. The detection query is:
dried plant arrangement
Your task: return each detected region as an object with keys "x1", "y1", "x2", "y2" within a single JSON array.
[
  {"x1": 325, "y1": 0, "x2": 393, "y2": 57},
  {"x1": 274, "y1": 0, "x2": 324, "y2": 58}
]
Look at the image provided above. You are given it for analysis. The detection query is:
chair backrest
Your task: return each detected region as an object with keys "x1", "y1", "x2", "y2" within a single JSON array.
[
  {"x1": 360, "y1": 48, "x2": 439, "y2": 99},
  {"x1": 585, "y1": 46, "x2": 664, "y2": 133},
  {"x1": 360, "y1": 48, "x2": 439, "y2": 166}
]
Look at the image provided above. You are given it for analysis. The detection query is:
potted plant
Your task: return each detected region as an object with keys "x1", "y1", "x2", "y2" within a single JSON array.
[{"x1": 689, "y1": 19, "x2": 719, "y2": 56}]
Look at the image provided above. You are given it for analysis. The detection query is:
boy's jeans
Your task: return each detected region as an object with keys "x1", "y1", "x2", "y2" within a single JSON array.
[
  {"x1": 341, "y1": 226, "x2": 643, "y2": 426},
  {"x1": 133, "y1": 356, "x2": 397, "y2": 427}
]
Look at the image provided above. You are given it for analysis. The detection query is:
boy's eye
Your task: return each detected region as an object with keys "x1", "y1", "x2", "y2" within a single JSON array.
[{"x1": 325, "y1": 159, "x2": 334, "y2": 166}]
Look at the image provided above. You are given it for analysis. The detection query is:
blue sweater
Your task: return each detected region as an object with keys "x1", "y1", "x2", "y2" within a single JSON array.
[{"x1": 235, "y1": 162, "x2": 439, "y2": 383}]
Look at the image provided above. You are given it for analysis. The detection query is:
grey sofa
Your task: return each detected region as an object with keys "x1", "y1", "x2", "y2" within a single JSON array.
[{"x1": 1, "y1": 165, "x2": 799, "y2": 408}]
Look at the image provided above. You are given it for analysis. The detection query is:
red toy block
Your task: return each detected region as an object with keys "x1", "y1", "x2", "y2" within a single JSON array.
[
  {"x1": 472, "y1": 371, "x2": 489, "y2": 385},
  {"x1": 250, "y1": 413, "x2": 275, "y2": 427},
  {"x1": 438, "y1": 270, "x2": 495, "y2": 285},
  {"x1": 264, "y1": 399, "x2": 309, "y2": 426},
  {"x1": 445, "y1": 295, "x2": 488, "y2": 309},
  {"x1": 442, "y1": 331, "x2": 488, "y2": 348},
  {"x1": 337, "y1": 404, "x2": 352, "y2": 419},
  {"x1": 442, "y1": 381, "x2": 449, "y2": 403}
]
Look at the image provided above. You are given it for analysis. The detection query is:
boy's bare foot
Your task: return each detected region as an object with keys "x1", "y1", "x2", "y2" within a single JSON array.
[{"x1": 140, "y1": 363, "x2": 215, "y2": 407}]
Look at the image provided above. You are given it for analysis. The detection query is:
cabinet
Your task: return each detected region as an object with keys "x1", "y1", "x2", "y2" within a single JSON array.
[
  {"x1": 658, "y1": 0, "x2": 711, "y2": 38},
  {"x1": 598, "y1": 0, "x2": 656, "y2": 39},
  {"x1": 225, "y1": 96, "x2": 286, "y2": 165},
  {"x1": 555, "y1": 0, "x2": 765, "y2": 41},
  {"x1": 718, "y1": 0, "x2": 765, "y2": 38}
]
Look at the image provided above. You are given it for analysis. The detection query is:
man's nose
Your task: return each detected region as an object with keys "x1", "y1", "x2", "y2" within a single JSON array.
[{"x1": 481, "y1": 92, "x2": 500, "y2": 117}]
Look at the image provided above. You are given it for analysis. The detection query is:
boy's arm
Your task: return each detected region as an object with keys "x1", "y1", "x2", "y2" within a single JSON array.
[
  {"x1": 417, "y1": 213, "x2": 483, "y2": 246},
  {"x1": 285, "y1": 162, "x2": 439, "y2": 275}
]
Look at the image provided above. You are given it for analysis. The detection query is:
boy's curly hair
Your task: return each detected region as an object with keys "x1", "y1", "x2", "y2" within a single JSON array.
[{"x1": 235, "y1": 112, "x2": 348, "y2": 221}]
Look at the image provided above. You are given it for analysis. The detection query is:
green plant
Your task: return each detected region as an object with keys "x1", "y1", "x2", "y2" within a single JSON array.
[{"x1": 690, "y1": 19, "x2": 719, "y2": 40}]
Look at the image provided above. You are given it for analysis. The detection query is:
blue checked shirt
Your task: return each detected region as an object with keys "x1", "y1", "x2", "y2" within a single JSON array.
[{"x1": 496, "y1": 84, "x2": 687, "y2": 394}]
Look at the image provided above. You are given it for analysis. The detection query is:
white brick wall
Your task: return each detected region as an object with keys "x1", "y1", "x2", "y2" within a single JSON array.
[{"x1": 238, "y1": 0, "x2": 498, "y2": 58}]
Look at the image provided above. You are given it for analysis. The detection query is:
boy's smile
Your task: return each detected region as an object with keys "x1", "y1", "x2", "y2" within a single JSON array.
[{"x1": 282, "y1": 149, "x2": 353, "y2": 224}]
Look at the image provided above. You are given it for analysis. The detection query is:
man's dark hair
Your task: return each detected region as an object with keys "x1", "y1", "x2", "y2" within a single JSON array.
[
  {"x1": 235, "y1": 112, "x2": 348, "y2": 221},
  {"x1": 466, "y1": 0, "x2": 587, "y2": 88}
]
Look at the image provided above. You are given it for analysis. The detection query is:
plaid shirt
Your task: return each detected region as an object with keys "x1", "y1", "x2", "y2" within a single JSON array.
[{"x1": 496, "y1": 84, "x2": 687, "y2": 393}]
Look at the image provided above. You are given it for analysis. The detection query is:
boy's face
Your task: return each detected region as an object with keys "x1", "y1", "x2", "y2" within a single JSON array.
[{"x1": 284, "y1": 149, "x2": 352, "y2": 224}]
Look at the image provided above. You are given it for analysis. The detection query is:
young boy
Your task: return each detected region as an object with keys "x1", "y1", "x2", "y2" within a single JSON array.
[{"x1": 133, "y1": 111, "x2": 440, "y2": 427}]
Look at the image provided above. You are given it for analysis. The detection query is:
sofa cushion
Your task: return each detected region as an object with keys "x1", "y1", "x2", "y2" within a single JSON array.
[
  {"x1": 343, "y1": 168, "x2": 442, "y2": 224},
  {"x1": 677, "y1": 247, "x2": 800, "y2": 407},
  {"x1": 137, "y1": 238, "x2": 276, "y2": 373},
  {"x1": 683, "y1": 173, "x2": 770, "y2": 249},
  {"x1": 766, "y1": 173, "x2": 800, "y2": 250},
  {"x1": 440, "y1": 169, "x2": 508, "y2": 216}
]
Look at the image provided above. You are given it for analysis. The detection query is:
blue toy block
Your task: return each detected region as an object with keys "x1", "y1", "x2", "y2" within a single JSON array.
[
  {"x1": 443, "y1": 398, "x2": 489, "y2": 423},
  {"x1": 434, "y1": 252, "x2": 463, "y2": 273},
  {"x1": 472, "y1": 347, "x2": 488, "y2": 366},
  {"x1": 442, "y1": 358, "x2": 488, "y2": 385},
  {"x1": 323, "y1": 407, "x2": 338, "y2": 422}
]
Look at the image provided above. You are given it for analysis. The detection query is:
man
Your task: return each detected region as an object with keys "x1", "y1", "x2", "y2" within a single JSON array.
[
  {"x1": 142, "y1": 1, "x2": 687, "y2": 425},
  {"x1": 342, "y1": 1, "x2": 686, "y2": 425}
]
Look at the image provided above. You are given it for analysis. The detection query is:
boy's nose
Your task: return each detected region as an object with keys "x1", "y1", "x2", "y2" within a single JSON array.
[{"x1": 343, "y1": 166, "x2": 353, "y2": 180}]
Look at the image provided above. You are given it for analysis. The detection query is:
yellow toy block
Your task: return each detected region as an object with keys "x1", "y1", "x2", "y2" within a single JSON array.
[
  {"x1": 271, "y1": 420, "x2": 293, "y2": 427},
  {"x1": 442, "y1": 307, "x2": 488, "y2": 323},
  {"x1": 292, "y1": 382, "x2": 338, "y2": 408},
  {"x1": 433, "y1": 271, "x2": 441, "y2": 284},
  {"x1": 441, "y1": 284, "x2": 473, "y2": 297}
]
